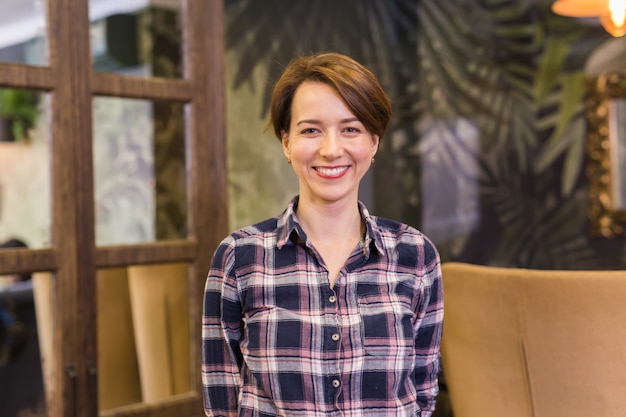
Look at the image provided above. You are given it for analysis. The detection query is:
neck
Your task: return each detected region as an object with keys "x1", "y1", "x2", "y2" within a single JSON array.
[{"x1": 296, "y1": 197, "x2": 363, "y2": 245}]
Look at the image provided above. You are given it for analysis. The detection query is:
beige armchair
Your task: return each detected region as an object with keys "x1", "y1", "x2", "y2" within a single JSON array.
[{"x1": 440, "y1": 262, "x2": 626, "y2": 417}]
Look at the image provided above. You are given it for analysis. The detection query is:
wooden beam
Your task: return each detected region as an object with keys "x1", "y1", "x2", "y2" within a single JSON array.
[
  {"x1": 92, "y1": 73, "x2": 193, "y2": 102},
  {"x1": 95, "y1": 241, "x2": 196, "y2": 268},
  {"x1": 0, "y1": 63, "x2": 55, "y2": 90},
  {"x1": 0, "y1": 248, "x2": 57, "y2": 274}
]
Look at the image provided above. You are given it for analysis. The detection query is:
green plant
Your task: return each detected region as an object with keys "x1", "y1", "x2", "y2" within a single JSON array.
[
  {"x1": 0, "y1": 88, "x2": 39, "y2": 142},
  {"x1": 226, "y1": 0, "x2": 621, "y2": 268}
]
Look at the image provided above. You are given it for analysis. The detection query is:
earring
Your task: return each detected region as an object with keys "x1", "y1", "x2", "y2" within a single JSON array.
[
  {"x1": 287, "y1": 158, "x2": 292, "y2": 164},
  {"x1": 371, "y1": 157, "x2": 375, "y2": 164}
]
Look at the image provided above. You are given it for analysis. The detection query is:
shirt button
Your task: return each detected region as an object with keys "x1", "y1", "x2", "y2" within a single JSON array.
[
  {"x1": 329, "y1": 295, "x2": 336, "y2": 303},
  {"x1": 331, "y1": 333, "x2": 340, "y2": 341},
  {"x1": 332, "y1": 379, "x2": 341, "y2": 388}
]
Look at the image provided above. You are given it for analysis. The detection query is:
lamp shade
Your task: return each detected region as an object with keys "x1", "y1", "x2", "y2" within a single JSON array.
[
  {"x1": 552, "y1": 0, "x2": 626, "y2": 37},
  {"x1": 552, "y1": 0, "x2": 612, "y2": 16}
]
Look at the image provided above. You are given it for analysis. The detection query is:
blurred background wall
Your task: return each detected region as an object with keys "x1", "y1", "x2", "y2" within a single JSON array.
[{"x1": 224, "y1": 0, "x2": 626, "y2": 270}]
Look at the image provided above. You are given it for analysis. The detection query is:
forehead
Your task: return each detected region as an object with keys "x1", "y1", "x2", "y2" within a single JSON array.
[
  {"x1": 293, "y1": 81, "x2": 339, "y2": 101},
  {"x1": 291, "y1": 81, "x2": 354, "y2": 118}
]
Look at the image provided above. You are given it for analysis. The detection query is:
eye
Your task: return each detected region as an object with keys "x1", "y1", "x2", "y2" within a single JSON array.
[
  {"x1": 300, "y1": 127, "x2": 320, "y2": 136},
  {"x1": 343, "y1": 126, "x2": 362, "y2": 135}
]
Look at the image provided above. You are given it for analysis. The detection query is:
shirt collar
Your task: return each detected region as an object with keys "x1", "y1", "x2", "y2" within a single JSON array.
[
  {"x1": 359, "y1": 201, "x2": 384, "y2": 258},
  {"x1": 276, "y1": 197, "x2": 303, "y2": 249},
  {"x1": 276, "y1": 196, "x2": 384, "y2": 257}
]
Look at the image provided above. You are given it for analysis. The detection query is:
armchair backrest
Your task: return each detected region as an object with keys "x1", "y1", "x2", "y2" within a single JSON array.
[{"x1": 441, "y1": 262, "x2": 626, "y2": 417}]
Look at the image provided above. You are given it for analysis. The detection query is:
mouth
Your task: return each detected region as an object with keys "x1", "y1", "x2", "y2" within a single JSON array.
[{"x1": 314, "y1": 166, "x2": 350, "y2": 178}]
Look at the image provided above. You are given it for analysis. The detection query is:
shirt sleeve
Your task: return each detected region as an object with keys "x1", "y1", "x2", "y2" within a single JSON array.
[
  {"x1": 413, "y1": 237, "x2": 444, "y2": 417},
  {"x1": 202, "y1": 239, "x2": 243, "y2": 417}
]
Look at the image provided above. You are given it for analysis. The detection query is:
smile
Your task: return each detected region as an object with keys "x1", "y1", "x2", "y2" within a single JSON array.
[{"x1": 314, "y1": 166, "x2": 349, "y2": 178}]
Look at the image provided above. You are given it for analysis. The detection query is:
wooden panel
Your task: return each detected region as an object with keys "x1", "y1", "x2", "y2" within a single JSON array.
[
  {"x1": 0, "y1": 63, "x2": 55, "y2": 90},
  {"x1": 92, "y1": 73, "x2": 193, "y2": 101},
  {"x1": 95, "y1": 241, "x2": 196, "y2": 268}
]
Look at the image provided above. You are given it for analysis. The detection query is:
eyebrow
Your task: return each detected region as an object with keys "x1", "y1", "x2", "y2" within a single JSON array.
[{"x1": 296, "y1": 117, "x2": 360, "y2": 126}]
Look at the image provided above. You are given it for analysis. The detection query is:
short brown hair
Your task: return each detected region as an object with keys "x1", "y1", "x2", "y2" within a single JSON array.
[{"x1": 268, "y1": 52, "x2": 392, "y2": 141}]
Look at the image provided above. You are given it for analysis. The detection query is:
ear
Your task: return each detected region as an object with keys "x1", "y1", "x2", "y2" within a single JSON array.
[
  {"x1": 281, "y1": 130, "x2": 290, "y2": 159},
  {"x1": 371, "y1": 134, "x2": 380, "y2": 158}
]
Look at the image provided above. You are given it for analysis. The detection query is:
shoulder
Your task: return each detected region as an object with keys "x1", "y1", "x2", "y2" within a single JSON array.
[
  {"x1": 211, "y1": 217, "x2": 279, "y2": 264},
  {"x1": 216, "y1": 217, "x2": 278, "y2": 250},
  {"x1": 230, "y1": 217, "x2": 278, "y2": 240},
  {"x1": 371, "y1": 216, "x2": 439, "y2": 269}
]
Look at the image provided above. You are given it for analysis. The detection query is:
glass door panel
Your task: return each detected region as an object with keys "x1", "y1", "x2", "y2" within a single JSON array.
[
  {"x1": 0, "y1": 88, "x2": 51, "y2": 250},
  {"x1": 0, "y1": 0, "x2": 48, "y2": 66},
  {"x1": 89, "y1": 0, "x2": 183, "y2": 79},
  {"x1": 92, "y1": 96, "x2": 187, "y2": 246},
  {"x1": 97, "y1": 262, "x2": 190, "y2": 412},
  {"x1": 0, "y1": 270, "x2": 55, "y2": 416}
]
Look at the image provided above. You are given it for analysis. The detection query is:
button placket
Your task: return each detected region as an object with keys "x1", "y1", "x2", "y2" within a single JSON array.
[{"x1": 321, "y1": 287, "x2": 342, "y2": 402}]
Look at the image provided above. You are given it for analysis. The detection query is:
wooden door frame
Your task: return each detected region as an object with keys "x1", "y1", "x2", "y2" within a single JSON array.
[{"x1": 0, "y1": 1, "x2": 227, "y2": 416}]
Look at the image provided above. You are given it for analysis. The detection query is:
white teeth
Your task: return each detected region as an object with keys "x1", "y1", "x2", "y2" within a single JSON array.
[{"x1": 316, "y1": 167, "x2": 347, "y2": 176}]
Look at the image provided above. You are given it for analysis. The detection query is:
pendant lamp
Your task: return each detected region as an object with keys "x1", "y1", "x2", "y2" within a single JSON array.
[{"x1": 552, "y1": 0, "x2": 626, "y2": 37}]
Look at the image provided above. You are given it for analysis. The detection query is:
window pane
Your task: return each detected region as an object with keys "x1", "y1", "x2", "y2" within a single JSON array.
[
  {"x1": 97, "y1": 263, "x2": 191, "y2": 411},
  {"x1": 93, "y1": 96, "x2": 187, "y2": 246},
  {"x1": 0, "y1": 0, "x2": 48, "y2": 66},
  {"x1": 0, "y1": 271, "x2": 55, "y2": 416},
  {"x1": 0, "y1": 89, "x2": 51, "y2": 250},
  {"x1": 90, "y1": 0, "x2": 182, "y2": 78}
]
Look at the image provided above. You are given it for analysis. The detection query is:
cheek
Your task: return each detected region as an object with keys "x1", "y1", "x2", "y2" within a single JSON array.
[
  {"x1": 355, "y1": 144, "x2": 377, "y2": 160},
  {"x1": 290, "y1": 141, "x2": 315, "y2": 159}
]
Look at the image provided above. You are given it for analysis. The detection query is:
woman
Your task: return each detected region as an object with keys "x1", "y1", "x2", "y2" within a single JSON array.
[{"x1": 202, "y1": 52, "x2": 443, "y2": 417}]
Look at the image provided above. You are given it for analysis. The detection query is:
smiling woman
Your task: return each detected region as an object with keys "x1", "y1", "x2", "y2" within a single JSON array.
[{"x1": 202, "y1": 52, "x2": 444, "y2": 417}]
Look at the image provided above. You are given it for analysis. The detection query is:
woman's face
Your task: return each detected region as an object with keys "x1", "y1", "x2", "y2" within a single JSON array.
[{"x1": 282, "y1": 81, "x2": 379, "y2": 206}]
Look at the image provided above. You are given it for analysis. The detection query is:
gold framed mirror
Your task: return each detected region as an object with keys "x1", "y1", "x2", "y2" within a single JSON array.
[{"x1": 586, "y1": 71, "x2": 626, "y2": 237}]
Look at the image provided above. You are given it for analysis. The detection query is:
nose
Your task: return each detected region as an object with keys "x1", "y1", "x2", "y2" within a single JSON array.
[{"x1": 320, "y1": 131, "x2": 342, "y2": 159}]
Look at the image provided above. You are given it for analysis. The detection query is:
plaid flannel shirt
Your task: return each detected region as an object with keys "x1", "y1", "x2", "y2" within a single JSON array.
[{"x1": 202, "y1": 197, "x2": 443, "y2": 417}]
